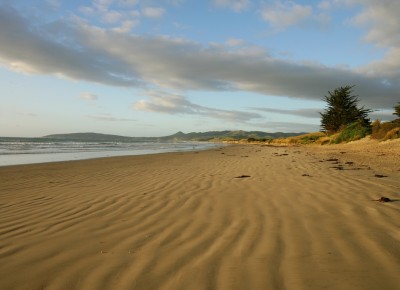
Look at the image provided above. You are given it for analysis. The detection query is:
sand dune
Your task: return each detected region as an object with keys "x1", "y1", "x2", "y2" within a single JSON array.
[{"x1": 1, "y1": 144, "x2": 399, "y2": 289}]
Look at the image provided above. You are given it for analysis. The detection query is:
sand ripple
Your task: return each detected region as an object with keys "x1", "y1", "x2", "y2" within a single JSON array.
[{"x1": 0, "y1": 146, "x2": 399, "y2": 289}]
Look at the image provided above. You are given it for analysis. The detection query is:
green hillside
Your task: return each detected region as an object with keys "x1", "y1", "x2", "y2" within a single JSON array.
[{"x1": 44, "y1": 131, "x2": 305, "y2": 142}]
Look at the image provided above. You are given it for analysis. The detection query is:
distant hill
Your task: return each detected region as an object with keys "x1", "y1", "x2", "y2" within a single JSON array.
[
  {"x1": 163, "y1": 130, "x2": 305, "y2": 141},
  {"x1": 43, "y1": 131, "x2": 306, "y2": 142}
]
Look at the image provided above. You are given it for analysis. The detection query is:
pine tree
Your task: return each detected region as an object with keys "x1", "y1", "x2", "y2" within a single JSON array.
[
  {"x1": 320, "y1": 86, "x2": 371, "y2": 134},
  {"x1": 394, "y1": 102, "x2": 400, "y2": 118}
]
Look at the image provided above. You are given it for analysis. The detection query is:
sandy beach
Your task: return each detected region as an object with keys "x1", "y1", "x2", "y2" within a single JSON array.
[{"x1": 1, "y1": 142, "x2": 399, "y2": 290}]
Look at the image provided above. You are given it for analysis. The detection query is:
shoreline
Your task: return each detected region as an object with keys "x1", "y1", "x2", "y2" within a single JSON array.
[
  {"x1": 0, "y1": 142, "x2": 223, "y2": 167},
  {"x1": 1, "y1": 144, "x2": 399, "y2": 289}
]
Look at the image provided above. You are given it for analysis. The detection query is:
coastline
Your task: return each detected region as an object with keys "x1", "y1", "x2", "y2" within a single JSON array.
[
  {"x1": 1, "y1": 144, "x2": 399, "y2": 289},
  {"x1": 0, "y1": 141, "x2": 221, "y2": 167}
]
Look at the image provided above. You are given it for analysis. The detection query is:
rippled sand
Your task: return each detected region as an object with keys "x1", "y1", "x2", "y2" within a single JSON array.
[{"x1": 1, "y1": 144, "x2": 399, "y2": 289}]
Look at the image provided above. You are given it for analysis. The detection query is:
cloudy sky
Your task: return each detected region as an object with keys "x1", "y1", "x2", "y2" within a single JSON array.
[{"x1": 0, "y1": 0, "x2": 399, "y2": 137}]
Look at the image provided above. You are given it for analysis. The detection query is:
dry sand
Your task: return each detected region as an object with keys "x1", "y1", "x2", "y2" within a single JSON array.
[{"x1": 0, "y1": 142, "x2": 399, "y2": 290}]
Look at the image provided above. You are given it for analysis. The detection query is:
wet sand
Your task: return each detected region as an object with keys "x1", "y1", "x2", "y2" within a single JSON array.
[{"x1": 1, "y1": 142, "x2": 399, "y2": 290}]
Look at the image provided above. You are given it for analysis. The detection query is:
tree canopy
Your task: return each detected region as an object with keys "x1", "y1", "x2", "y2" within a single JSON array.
[
  {"x1": 394, "y1": 102, "x2": 400, "y2": 118},
  {"x1": 320, "y1": 86, "x2": 372, "y2": 134}
]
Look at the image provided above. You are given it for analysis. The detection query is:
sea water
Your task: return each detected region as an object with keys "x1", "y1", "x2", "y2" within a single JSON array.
[{"x1": 0, "y1": 138, "x2": 222, "y2": 166}]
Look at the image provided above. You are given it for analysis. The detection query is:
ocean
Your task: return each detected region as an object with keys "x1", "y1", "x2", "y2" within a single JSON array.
[{"x1": 0, "y1": 137, "x2": 222, "y2": 166}]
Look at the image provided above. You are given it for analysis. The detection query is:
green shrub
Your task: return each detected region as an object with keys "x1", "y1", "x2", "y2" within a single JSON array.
[
  {"x1": 300, "y1": 135, "x2": 321, "y2": 144},
  {"x1": 333, "y1": 120, "x2": 371, "y2": 143}
]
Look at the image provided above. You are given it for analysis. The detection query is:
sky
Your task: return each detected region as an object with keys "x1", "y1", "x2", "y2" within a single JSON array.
[{"x1": 0, "y1": 0, "x2": 399, "y2": 137}]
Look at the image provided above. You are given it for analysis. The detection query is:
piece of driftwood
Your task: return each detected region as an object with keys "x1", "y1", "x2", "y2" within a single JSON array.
[
  {"x1": 374, "y1": 174, "x2": 388, "y2": 178},
  {"x1": 372, "y1": 197, "x2": 392, "y2": 202}
]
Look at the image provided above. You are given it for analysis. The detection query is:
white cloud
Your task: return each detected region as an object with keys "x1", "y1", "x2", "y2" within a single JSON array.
[
  {"x1": 79, "y1": 6, "x2": 95, "y2": 16},
  {"x1": 318, "y1": 0, "x2": 331, "y2": 10},
  {"x1": 261, "y1": 1, "x2": 312, "y2": 29},
  {"x1": 130, "y1": 10, "x2": 140, "y2": 17},
  {"x1": 141, "y1": 6, "x2": 165, "y2": 18},
  {"x1": 102, "y1": 10, "x2": 123, "y2": 23},
  {"x1": 340, "y1": 0, "x2": 400, "y2": 79},
  {"x1": 80, "y1": 92, "x2": 98, "y2": 101},
  {"x1": 251, "y1": 107, "x2": 321, "y2": 118},
  {"x1": 92, "y1": 0, "x2": 114, "y2": 13},
  {"x1": 78, "y1": 0, "x2": 139, "y2": 32},
  {"x1": 118, "y1": 0, "x2": 139, "y2": 7},
  {"x1": 88, "y1": 113, "x2": 136, "y2": 121},
  {"x1": 213, "y1": 0, "x2": 251, "y2": 12},
  {"x1": 348, "y1": 1, "x2": 400, "y2": 47},
  {"x1": 134, "y1": 92, "x2": 261, "y2": 122},
  {"x1": 112, "y1": 19, "x2": 139, "y2": 33},
  {"x1": 226, "y1": 38, "x2": 245, "y2": 47},
  {"x1": 2, "y1": 61, "x2": 38, "y2": 74},
  {"x1": 0, "y1": 3, "x2": 398, "y2": 112}
]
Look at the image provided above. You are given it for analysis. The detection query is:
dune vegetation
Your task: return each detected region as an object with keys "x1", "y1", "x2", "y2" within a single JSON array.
[{"x1": 246, "y1": 87, "x2": 400, "y2": 145}]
